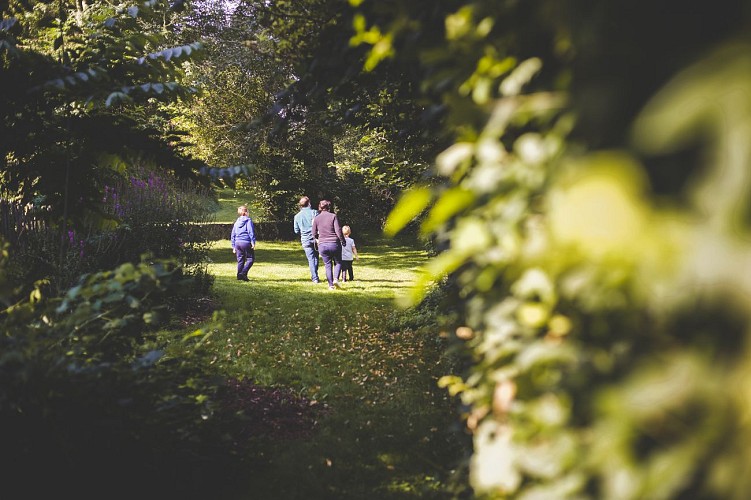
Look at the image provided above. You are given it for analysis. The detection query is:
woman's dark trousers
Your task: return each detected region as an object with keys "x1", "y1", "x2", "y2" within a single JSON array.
[
  {"x1": 318, "y1": 242, "x2": 342, "y2": 287},
  {"x1": 235, "y1": 242, "x2": 254, "y2": 280}
]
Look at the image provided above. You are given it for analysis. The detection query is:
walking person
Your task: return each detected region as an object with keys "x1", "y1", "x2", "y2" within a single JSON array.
[
  {"x1": 293, "y1": 196, "x2": 320, "y2": 283},
  {"x1": 338, "y1": 225, "x2": 358, "y2": 282},
  {"x1": 311, "y1": 199, "x2": 346, "y2": 290},
  {"x1": 231, "y1": 204, "x2": 256, "y2": 281}
]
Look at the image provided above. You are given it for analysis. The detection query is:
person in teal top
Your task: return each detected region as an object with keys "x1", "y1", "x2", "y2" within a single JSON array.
[{"x1": 293, "y1": 196, "x2": 320, "y2": 283}]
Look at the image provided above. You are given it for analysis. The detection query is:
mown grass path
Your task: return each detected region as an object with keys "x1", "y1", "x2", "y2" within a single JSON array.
[{"x1": 204, "y1": 237, "x2": 466, "y2": 499}]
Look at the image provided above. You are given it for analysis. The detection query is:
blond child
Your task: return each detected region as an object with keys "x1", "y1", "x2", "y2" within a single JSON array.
[{"x1": 338, "y1": 225, "x2": 358, "y2": 282}]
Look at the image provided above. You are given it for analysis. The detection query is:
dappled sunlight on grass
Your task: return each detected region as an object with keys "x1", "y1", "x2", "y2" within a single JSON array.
[{"x1": 208, "y1": 239, "x2": 429, "y2": 307}]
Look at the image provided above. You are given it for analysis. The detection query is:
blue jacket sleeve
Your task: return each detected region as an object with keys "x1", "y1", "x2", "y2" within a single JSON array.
[{"x1": 249, "y1": 219, "x2": 256, "y2": 246}]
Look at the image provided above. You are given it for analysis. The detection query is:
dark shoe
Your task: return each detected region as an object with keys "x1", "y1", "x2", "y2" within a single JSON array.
[{"x1": 239, "y1": 274, "x2": 249, "y2": 282}]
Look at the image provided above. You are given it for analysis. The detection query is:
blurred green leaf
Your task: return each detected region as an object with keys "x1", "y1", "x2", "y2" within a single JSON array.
[
  {"x1": 421, "y1": 187, "x2": 475, "y2": 234},
  {"x1": 383, "y1": 186, "x2": 432, "y2": 237}
]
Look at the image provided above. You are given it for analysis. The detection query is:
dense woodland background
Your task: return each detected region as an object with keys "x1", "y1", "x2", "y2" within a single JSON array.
[{"x1": 3, "y1": 0, "x2": 751, "y2": 498}]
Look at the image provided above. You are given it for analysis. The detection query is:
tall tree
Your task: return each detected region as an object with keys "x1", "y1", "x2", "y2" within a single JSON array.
[
  {"x1": 0, "y1": 0, "x2": 205, "y2": 225},
  {"x1": 173, "y1": 0, "x2": 445, "y2": 224}
]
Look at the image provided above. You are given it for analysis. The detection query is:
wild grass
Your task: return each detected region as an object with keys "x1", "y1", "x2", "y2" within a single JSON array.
[{"x1": 201, "y1": 236, "x2": 469, "y2": 499}]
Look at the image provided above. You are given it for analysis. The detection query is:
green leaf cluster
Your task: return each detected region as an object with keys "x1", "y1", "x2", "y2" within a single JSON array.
[
  {"x1": 352, "y1": 1, "x2": 751, "y2": 498},
  {"x1": 1, "y1": 0, "x2": 206, "y2": 223},
  {"x1": 0, "y1": 254, "x2": 227, "y2": 495}
]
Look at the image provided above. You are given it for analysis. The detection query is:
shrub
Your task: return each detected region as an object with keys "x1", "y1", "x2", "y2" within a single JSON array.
[
  {"x1": 1, "y1": 165, "x2": 216, "y2": 296},
  {"x1": 0, "y1": 256, "x2": 232, "y2": 497}
]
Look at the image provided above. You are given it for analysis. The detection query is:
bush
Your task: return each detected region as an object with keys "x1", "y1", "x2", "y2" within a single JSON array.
[
  {"x1": 1, "y1": 165, "x2": 216, "y2": 295},
  {"x1": 0, "y1": 257, "x2": 235, "y2": 498}
]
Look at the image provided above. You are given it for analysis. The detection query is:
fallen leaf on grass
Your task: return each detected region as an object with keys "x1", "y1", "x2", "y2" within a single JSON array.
[{"x1": 217, "y1": 378, "x2": 329, "y2": 442}]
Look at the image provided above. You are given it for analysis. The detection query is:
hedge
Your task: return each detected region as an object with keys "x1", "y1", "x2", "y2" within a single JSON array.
[{"x1": 202, "y1": 222, "x2": 297, "y2": 242}]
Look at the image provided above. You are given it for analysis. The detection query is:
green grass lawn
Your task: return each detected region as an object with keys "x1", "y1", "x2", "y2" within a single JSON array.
[
  {"x1": 201, "y1": 237, "x2": 469, "y2": 499},
  {"x1": 212, "y1": 188, "x2": 268, "y2": 223}
]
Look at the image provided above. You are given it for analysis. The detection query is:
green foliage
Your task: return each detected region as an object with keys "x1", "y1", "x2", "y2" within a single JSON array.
[
  {"x1": 99, "y1": 166, "x2": 216, "y2": 263},
  {"x1": 212, "y1": 187, "x2": 266, "y2": 223},
  {"x1": 347, "y1": 1, "x2": 751, "y2": 498},
  {"x1": 3, "y1": 165, "x2": 216, "y2": 295},
  {"x1": 0, "y1": 256, "x2": 234, "y2": 497},
  {"x1": 0, "y1": 0, "x2": 206, "y2": 224},
  {"x1": 167, "y1": 0, "x2": 299, "y2": 197},
  {"x1": 331, "y1": 123, "x2": 432, "y2": 228},
  {"x1": 384, "y1": 186, "x2": 432, "y2": 237},
  {"x1": 175, "y1": 0, "x2": 444, "y2": 224},
  {"x1": 0, "y1": 240, "x2": 13, "y2": 307}
]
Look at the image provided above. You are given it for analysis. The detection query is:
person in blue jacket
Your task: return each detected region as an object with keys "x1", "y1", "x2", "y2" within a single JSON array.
[
  {"x1": 231, "y1": 204, "x2": 256, "y2": 281},
  {"x1": 293, "y1": 195, "x2": 320, "y2": 283}
]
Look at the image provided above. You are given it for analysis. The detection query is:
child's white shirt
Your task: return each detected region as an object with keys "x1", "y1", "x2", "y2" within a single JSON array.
[{"x1": 341, "y1": 237, "x2": 356, "y2": 260}]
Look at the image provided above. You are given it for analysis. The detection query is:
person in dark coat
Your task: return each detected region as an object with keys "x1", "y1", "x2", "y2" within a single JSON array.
[{"x1": 311, "y1": 199, "x2": 346, "y2": 290}]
